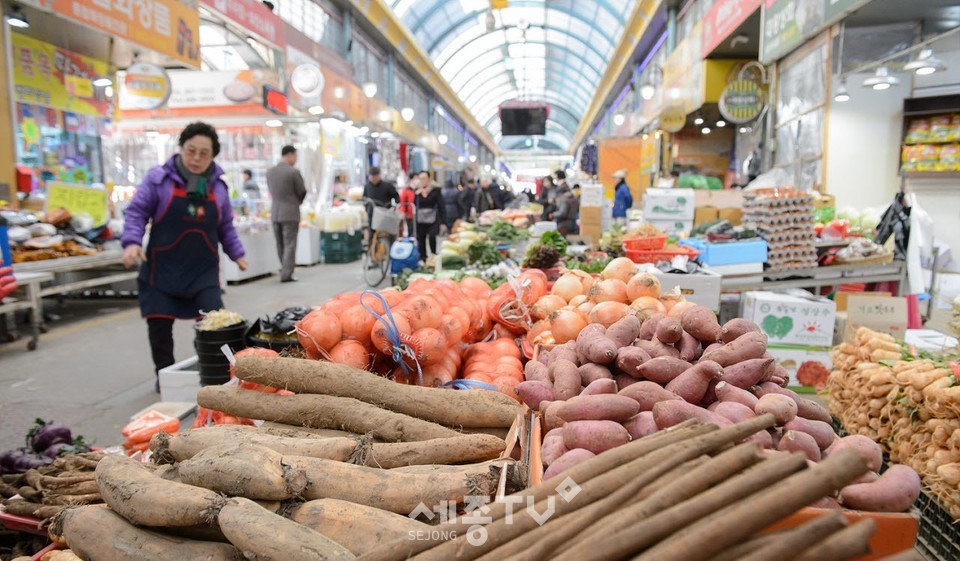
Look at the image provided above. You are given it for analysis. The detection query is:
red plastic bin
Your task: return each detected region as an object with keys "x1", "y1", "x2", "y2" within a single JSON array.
[
  {"x1": 625, "y1": 245, "x2": 700, "y2": 264},
  {"x1": 622, "y1": 236, "x2": 668, "y2": 251}
]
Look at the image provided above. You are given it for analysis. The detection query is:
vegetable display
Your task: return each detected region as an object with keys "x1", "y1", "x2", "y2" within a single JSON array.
[
  {"x1": 1, "y1": 451, "x2": 106, "y2": 520},
  {"x1": 0, "y1": 419, "x2": 92, "y2": 474}
]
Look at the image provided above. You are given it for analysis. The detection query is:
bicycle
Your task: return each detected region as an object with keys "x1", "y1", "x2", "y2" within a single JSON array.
[{"x1": 362, "y1": 199, "x2": 401, "y2": 287}]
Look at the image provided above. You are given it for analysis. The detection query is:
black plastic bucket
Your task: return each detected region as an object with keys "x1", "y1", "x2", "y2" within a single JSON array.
[{"x1": 194, "y1": 322, "x2": 247, "y2": 386}]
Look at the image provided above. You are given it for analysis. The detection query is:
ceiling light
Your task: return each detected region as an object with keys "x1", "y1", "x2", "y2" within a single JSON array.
[
  {"x1": 145, "y1": 129, "x2": 159, "y2": 138},
  {"x1": 265, "y1": 119, "x2": 283, "y2": 127},
  {"x1": 371, "y1": 132, "x2": 380, "y2": 138},
  {"x1": 333, "y1": 86, "x2": 345, "y2": 99},
  {"x1": 378, "y1": 109, "x2": 392, "y2": 121},
  {"x1": 458, "y1": 156, "x2": 466, "y2": 163},
  {"x1": 640, "y1": 82, "x2": 656, "y2": 100},
  {"x1": 358, "y1": 126, "x2": 369, "y2": 134},
  {"x1": 5, "y1": 4, "x2": 29, "y2": 28},
  {"x1": 436, "y1": 106, "x2": 446, "y2": 116},
  {"x1": 701, "y1": 127, "x2": 711, "y2": 134},
  {"x1": 693, "y1": 113, "x2": 704, "y2": 126},
  {"x1": 904, "y1": 49, "x2": 945, "y2": 76},
  {"x1": 357, "y1": 137, "x2": 369, "y2": 144},
  {"x1": 613, "y1": 113, "x2": 626, "y2": 126},
  {"x1": 863, "y1": 66, "x2": 899, "y2": 90},
  {"x1": 484, "y1": 164, "x2": 492, "y2": 172},
  {"x1": 401, "y1": 107, "x2": 415, "y2": 121},
  {"x1": 642, "y1": 133, "x2": 649, "y2": 140},
  {"x1": 739, "y1": 126, "x2": 749, "y2": 133},
  {"x1": 716, "y1": 120, "x2": 726, "y2": 128},
  {"x1": 308, "y1": 105, "x2": 324, "y2": 115},
  {"x1": 437, "y1": 134, "x2": 448, "y2": 145},
  {"x1": 104, "y1": 85, "x2": 114, "y2": 98},
  {"x1": 92, "y1": 76, "x2": 113, "y2": 87},
  {"x1": 469, "y1": 155, "x2": 477, "y2": 162},
  {"x1": 834, "y1": 79, "x2": 850, "y2": 102},
  {"x1": 362, "y1": 82, "x2": 378, "y2": 98}
]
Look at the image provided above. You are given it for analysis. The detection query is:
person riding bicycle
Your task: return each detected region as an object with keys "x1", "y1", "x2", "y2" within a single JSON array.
[{"x1": 363, "y1": 167, "x2": 399, "y2": 239}]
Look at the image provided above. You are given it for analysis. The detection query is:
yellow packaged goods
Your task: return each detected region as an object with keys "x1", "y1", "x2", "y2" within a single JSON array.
[
  {"x1": 197, "y1": 309, "x2": 245, "y2": 330},
  {"x1": 937, "y1": 143, "x2": 960, "y2": 171},
  {"x1": 900, "y1": 145, "x2": 919, "y2": 173},
  {"x1": 904, "y1": 118, "x2": 930, "y2": 144},
  {"x1": 930, "y1": 115, "x2": 952, "y2": 142},
  {"x1": 950, "y1": 114, "x2": 960, "y2": 142},
  {"x1": 915, "y1": 144, "x2": 939, "y2": 171}
]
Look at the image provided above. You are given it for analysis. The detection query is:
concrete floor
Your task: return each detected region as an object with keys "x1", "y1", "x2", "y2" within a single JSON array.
[{"x1": 0, "y1": 261, "x2": 372, "y2": 452}]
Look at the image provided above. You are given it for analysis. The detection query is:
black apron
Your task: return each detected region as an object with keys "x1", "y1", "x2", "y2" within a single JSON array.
[{"x1": 138, "y1": 183, "x2": 224, "y2": 319}]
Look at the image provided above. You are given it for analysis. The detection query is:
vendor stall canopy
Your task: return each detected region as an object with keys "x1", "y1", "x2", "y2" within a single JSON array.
[{"x1": 389, "y1": 0, "x2": 636, "y2": 152}]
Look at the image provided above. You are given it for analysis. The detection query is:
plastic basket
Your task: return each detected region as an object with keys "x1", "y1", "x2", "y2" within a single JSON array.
[
  {"x1": 371, "y1": 206, "x2": 402, "y2": 236},
  {"x1": 915, "y1": 490, "x2": 960, "y2": 561},
  {"x1": 622, "y1": 235, "x2": 668, "y2": 251},
  {"x1": 625, "y1": 245, "x2": 700, "y2": 264}
]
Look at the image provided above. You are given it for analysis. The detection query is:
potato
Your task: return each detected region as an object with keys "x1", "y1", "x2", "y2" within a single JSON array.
[
  {"x1": 839, "y1": 465, "x2": 921, "y2": 512},
  {"x1": 579, "y1": 363, "x2": 614, "y2": 385},
  {"x1": 638, "y1": 313, "x2": 665, "y2": 341},
  {"x1": 754, "y1": 394, "x2": 798, "y2": 425},
  {"x1": 778, "y1": 430, "x2": 821, "y2": 462},
  {"x1": 562, "y1": 421, "x2": 631, "y2": 454},
  {"x1": 715, "y1": 381, "x2": 760, "y2": 408},
  {"x1": 619, "y1": 381, "x2": 683, "y2": 411},
  {"x1": 634, "y1": 339, "x2": 680, "y2": 359},
  {"x1": 543, "y1": 448, "x2": 596, "y2": 479},
  {"x1": 676, "y1": 331, "x2": 702, "y2": 362},
  {"x1": 635, "y1": 357, "x2": 693, "y2": 384},
  {"x1": 580, "y1": 379, "x2": 618, "y2": 396},
  {"x1": 655, "y1": 317, "x2": 683, "y2": 344},
  {"x1": 713, "y1": 401, "x2": 757, "y2": 425},
  {"x1": 722, "y1": 358, "x2": 775, "y2": 389},
  {"x1": 783, "y1": 418, "x2": 836, "y2": 450},
  {"x1": 700, "y1": 331, "x2": 768, "y2": 367},
  {"x1": 826, "y1": 435, "x2": 883, "y2": 472},
  {"x1": 652, "y1": 401, "x2": 732, "y2": 430},
  {"x1": 622, "y1": 412, "x2": 658, "y2": 440},
  {"x1": 524, "y1": 361, "x2": 552, "y2": 384},
  {"x1": 541, "y1": 428, "x2": 568, "y2": 466},
  {"x1": 607, "y1": 315, "x2": 642, "y2": 348},
  {"x1": 515, "y1": 380, "x2": 555, "y2": 411},
  {"x1": 552, "y1": 359, "x2": 582, "y2": 401},
  {"x1": 664, "y1": 360, "x2": 723, "y2": 404},
  {"x1": 720, "y1": 318, "x2": 762, "y2": 344},
  {"x1": 558, "y1": 395, "x2": 641, "y2": 423},
  {"x1": 615, "y1": 347, "x2": 652, "y2": 378},
  {"x1": 680, "y1": 305, "x2": 723, "y2": 344}
]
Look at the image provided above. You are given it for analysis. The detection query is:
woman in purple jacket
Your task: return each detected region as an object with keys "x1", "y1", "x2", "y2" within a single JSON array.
[{"x1": 121, "y1": 122, "x2": 247, "y2": 389}]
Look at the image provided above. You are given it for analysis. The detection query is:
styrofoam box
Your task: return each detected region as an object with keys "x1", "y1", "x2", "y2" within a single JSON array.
[
  {"x1": 767, "y1": 344, "x2": 833, "y2": 388},
  {"x1": 741, "y1": 291, "x2": 837, "y2": 348},
  {"x1": 643, "y1": 188, "x2": 695, "y2": 220},
  {"x1": 654, "y1": 270, "x2": 722, "y2": 312},
  {"x1": 159, "y1": 356, "x2": 201, "y2": 403},
  {"x1": 645, "y1": 219, "x2": 694, "y2": 236}
]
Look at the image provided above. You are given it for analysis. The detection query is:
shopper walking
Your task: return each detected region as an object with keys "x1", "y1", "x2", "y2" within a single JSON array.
[
  {"x1": 613, "y1": 169, "x2": 633, "y2": 225},
  {"x1": 474, "y1": 176, "x2": 503, "y2": 214},
  {"x1": 400, "y1": 174, "x2": 417, "y2": 236},
  {"x1": 441, "y1": 179, "x2": 460, "y2": 229},
  {"x1": 553, "y1": 181, "x2": 579, "y2": 236},
  {"x1": 266, "y1": 145, "x2": 307, "y2": 283},
  {"x1": 241, "y1": 169, "x2": 260, "y2": 199},
  {"x1": 539, "y1": 176, "x2": 556, "y2": 221},
  {"x1": 121, "y1": 122, "x2": 247, "y2": 390},
  {"x1": 458, "y1": 179, "x2": 478, "y2": 221},
  {"x1": 415, "y1": 172, "x2": 445, "y2": 263}
]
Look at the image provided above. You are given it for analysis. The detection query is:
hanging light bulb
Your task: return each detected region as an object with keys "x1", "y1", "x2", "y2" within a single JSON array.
[
  {"x1": 716, "y1": 120, "x2": 726, "y2": 128},
  {"x1": 401, "y1": 107, "x2": 415, "y2": 121},
  {"x1": 862, "y1": 67, "x2": 899, "y2": 90},
  {"x1": 834, "y1": 78, "x2": 850, "y2": 102},
  {"x1": 701, "y1": 126, "x2": 711, "y2": 135},
  {"x1": 5, "y1": 4, "x2": 29, "y2": 28},
  {"x1": 693, "y1": 113, "x2": 704, "y2": 126},
  {"x1": 640, "y1": 82, "x2": 656, "y2": 100},
  {"x1": 437, "y1": 134, "x2": 448, "y2": 145},
  {"x1": 904, "y1": 49, "x2": 945, "y2": 76},
  {"x1": 613, "y1": 113, "x2": 626, "y2": 126},
  {"x1": 362, "y1": 82, "x2": 378, "y2": 98}
]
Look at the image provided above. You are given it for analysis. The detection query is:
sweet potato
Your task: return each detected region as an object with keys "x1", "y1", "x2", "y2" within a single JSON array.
[
  {"x1": 558, "y1": 395, "x2": 641, "y2": 423},
  {"x1": 721, "y1": 318, "x2": 761, "y2": 344},
  {"x1": 619, "y1": 381, "x2": 684, "y2": 411},
  {"x1": 289, "y1": 499, "x2": 429, "y2": 556},
  {"x1": 615, "y1": 373, "x2": 639, "y2": 391},
  {"x1": 96, "y1": 455, "x2": 224, "y2": 527},
  {"x1": 743, "y1": 429, "x2": 774, "y2": 449},
  {"x1": 616, "y1": 347, "x2": 652, "y2": 378},
  {"x1": 652, "y1": 401, "x2": 732, "y2": 430},
  {"x1": 543, "y1": 448, "x2": 596, "y2": 479},
  {"x1": 722, "y1": 358, "x2": 776, "y2": 389},
  {"x1": 769, "y1": 376, "x2": 788, "y2": 387},
  {"x1": 634, "y1": 339, "x2": 680, "y2": 359},
  {"x1": 755, "y1": 383, "x2": 832, "y2": 423},
  {"x1": 542, "y1": 401, "x2": 565, "y2": 431},
  {"x1": 541, "y1": 429, "x2": 568, "y2": 466},
  {"x1": 779, "y1": 430, "x2": 821, "y2": 462},
  {"x1": 553, "y1": 344, "x2": 579, "y2": 365},
  {"x1": 562, "y1": 420, "x2": 631, "y2": 454},
  {"x1": 665, "y1": 361, "x2": 723, "y2": 403},
  {"x1": 784, "y1": 418, "x2": 836, "y2": 450},
  {"x1": 524, "y1": 361, "x2": 552, "y2": 384},
  {"x1": 178, "y1": 443, "x2": 307, "y2": 500},
  {"x1": 576, "y1": 323, "x2": 607, "y2": 344},
  {"x1": 755, "y1": 394, "x2": 798, "y2": 425},
  {"x1": 516, "y1": 380, "x2": 555, "y2": 410},
  {"x1": 655, "y1": 317, "x2": 683, "y2": 344},
  {"x1": 676, "y1": 331, "x2": 703, "y2": 362},
  {"x1": 714, "y1": 402, "x2": 757, "y2": 424},
  {"x1": 638, "y1": 313, "x2": 665, "y2": 341},
  {"x1": 552, "y1": 359, "x2": 582, "y2": 401},
  {"x1": 581, "y1": 336, "x2": 619, "y2": 365},
  {"x1": 219, "y1": 497, "x2": 355, "y2": 560},
  {"x1": 581, "y1": 378, "x2": 618, "y2": 396},
  {"x1": 680, "y1": 305, "x2": 723, "y2": 344},
  {"x1": 606, "y1": 315, "x2": 642, "y2": 348},
  {"x1": 826, "y1": 435, "x2": 883, "y2": 472},
  {"x1": 715, "y1": 381, "x2": 760, "y2": 408},
  {"x1": 622, "y1": 412, "x2": 658, "y2": 440},
  {"x1": 635, "y1": 357, "x2": 693, "y2": 384},
  {"x1": 700, "y1": 331, "x2": 768, "y2": 367},
  {"x1": 839, "y1": 465, "x2": 921, "y2": 512},
  {"x1": 538, "y1": 348, "x2": 556, "y2": 368},
  {"x1": 54, "y1": 506, "x2": 241, "y2": 561},
  {"x1": 579, "y1": 363, "x2": 614, "y2": 385},
  {"x1": 150, "y1": 426, "x2": 357, "y2": 465}
]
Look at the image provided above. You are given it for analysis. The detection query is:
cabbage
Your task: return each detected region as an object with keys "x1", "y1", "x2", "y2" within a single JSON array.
[
  {"x1": 861, "y1": 214, "x2": 881, "y2": 231},
  {"x1": 836, "y1": 206, "x2": 862, "y2": 226}
]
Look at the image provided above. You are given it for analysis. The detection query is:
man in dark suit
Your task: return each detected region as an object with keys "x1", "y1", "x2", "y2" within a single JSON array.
[{"x1": 266, "y1": 145, "x2": 307, "y2": 282}]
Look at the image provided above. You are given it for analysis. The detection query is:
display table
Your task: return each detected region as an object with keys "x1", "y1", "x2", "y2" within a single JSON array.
[
  {"x1": 222, "y1": 231, "x2": 280, "y2": 283},
  {"x1": 720, "y1": 261, "x2": 906, "y2": 295},
  {"x1": 296, "y1": 227, "x2": 321, "y2": 266},
  {"x1": 0, "y1": 271, "x2": 53, "y2": 350},
  {"x1": 11, "y1": 250, "x2": 138, "y2": 298}
]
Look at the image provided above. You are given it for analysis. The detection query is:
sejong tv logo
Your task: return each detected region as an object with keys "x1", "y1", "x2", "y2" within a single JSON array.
[{"x1": 407, "y1": 477, "x2": 582, "y2": 546}]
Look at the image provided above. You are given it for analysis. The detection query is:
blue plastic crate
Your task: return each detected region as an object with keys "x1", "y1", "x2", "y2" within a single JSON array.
[{"x1": 680, "y1": 238, "x2": 767, "y2": 266}]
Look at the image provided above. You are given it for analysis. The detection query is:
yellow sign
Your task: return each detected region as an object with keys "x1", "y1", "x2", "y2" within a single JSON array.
[
  {"x1": 491, "y1": 0, "x2": 509, "y2": 8},
  {"x1": 661, "y1": 106, "x2": 687, "y2": 133},
  {"x1": 11, "y1": 33, "x2": 110, "y2": 116},
  {"x1": 640, "y1": 136, "x2": 659, "y2": 174},
  {"x1": 46, "y1": 182, "x2": 109, "y2": 226}
]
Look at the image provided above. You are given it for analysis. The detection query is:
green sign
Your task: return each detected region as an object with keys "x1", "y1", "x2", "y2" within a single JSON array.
[
  {"x1": 719, "y1": 80, "x2": 765, "y2": 124},
  {"x1": 761, "y1": 0, "x2": 824, "y2": 64}
]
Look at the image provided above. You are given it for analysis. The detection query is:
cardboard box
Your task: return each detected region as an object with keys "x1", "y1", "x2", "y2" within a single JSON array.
[
  {"x1": 845, "y1": 295, "x2": 909, "y2": 339},
  {"x1": 719, "y1": 207, "x2": 742, "y2": 225},
  {"x1": 580, "y1": 185, "x2": 604, "y2": 207},
  {"x1": 695, "y1": 206, "x2": 720, "y2": 226},
  {"x1": 646, "y1": 219, "x2": 694, "y2": 236},
  {"x1": 643, "y1": 188, "x2": 695, "y2": 220},
  {"x1": 693, "y1": 189, "x2": 745, "y2": 208},
  {"x1": 767, "y1": 345, "x2": 833, "y2": 388},
  {"x1": 655, "y1": 270, "x2": 722, "y2": 312},
  {"x1": 835, "y1": 291, "x2": 893, "y2": 312},
  {"x1": 741, "y1": 291, "x2": 837, "y2": 348},
  {"x1": 579, "y1": 207, "x2": 602, "y2": 245}
]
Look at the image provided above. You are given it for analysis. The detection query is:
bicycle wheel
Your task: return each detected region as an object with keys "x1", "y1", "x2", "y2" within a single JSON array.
[{"x1": 363, "y1": 234, "x2": 390, "y2": 287}]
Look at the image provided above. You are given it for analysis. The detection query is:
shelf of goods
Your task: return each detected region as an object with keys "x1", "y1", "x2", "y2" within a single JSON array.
[
  {"x1": 720, "y1": 261, "x2": 906, "y2": 294},
  {"x1": 222, "y1": 231, "x2": 281, "y2": 282},
  {"x1": 11, "y1": 250, "x2": 138, "y2": 297}
]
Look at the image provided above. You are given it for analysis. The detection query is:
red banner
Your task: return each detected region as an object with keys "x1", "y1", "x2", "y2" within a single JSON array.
[
  {"x1": 201, "y1": 0, "x2": 284, "y2": 48},
  {"x1": 701, "y1": 0, "x2": 762, "y2": 58}
]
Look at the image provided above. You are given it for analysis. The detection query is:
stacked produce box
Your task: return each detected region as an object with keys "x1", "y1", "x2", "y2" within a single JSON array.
[{"x1": 742, "y1": 189, "x2": 818, "y2": 276}]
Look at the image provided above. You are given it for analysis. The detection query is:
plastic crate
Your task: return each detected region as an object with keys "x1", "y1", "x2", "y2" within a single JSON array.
[
  {"x1": 624, "y1": 245, "x2": 700, "y2": 264},
  {"x1": 323, "y1": 249, "x2": 361, "y2": 264},
  {"x1": 915, "y1": 491, "x2": 960, "y2": 561},
  {"x1": 680, "y1": 238, "x2": 767, "y2": 266},
  {"x1": 622, "y1": 235, "x2": 668, "y2": 251},
  {"x1": 321, "y1": 231, "x2": 362, "y2": 254}
]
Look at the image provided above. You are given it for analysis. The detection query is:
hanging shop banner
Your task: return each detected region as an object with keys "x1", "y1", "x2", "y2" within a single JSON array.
[
  {"x1": 719, "y1": 79, "x2": 766, "y2": 123},
  {"x1": 702, "y1": 0, "x2": 762, "y2": 58},
  {"x1": 201, "y1": 0, "x2": 284, "y2": 49},
  {"x1": 10, "y1": 33, "x2": 109, "y2": 117},
  {"x1": 660, "y1": 106, "x2": 687, "y2": 133},
  {"x1": 639, "y1": 136, "x2": 659, "y2": 174},
  {"x1": 120, "y1": 62, "x2": 171, "y2": 110},
  {"x1": 662, "y1": 20, "x2": 704, "y2": 115},
  {"x1": 760, "y1": 0, "x2": 825, "y2": 64},
  {"x1": 46, "y1": 182, "x2": 108, "y2": 225},
  {"x1": 120, "y1": 70, "x2": 278, "y2": 111}
]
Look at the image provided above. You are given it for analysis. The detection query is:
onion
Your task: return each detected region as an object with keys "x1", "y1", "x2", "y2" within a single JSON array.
[
  {"x1": 551, "y1": 273, "x2": 584, "y2": 303},
  {"x1": 588, "y1": 301, "x2": 631, "y2": 328},
  {"x1": 340, "y1": 305, "x2": 377, "y2": 346},
  {"x1": 527, "y1": 319, "x2": 551, "y2": 343},
  {"x1": 438, "y1": 313, "x2": 467, "y2": 346},
  {"x1": 567, "y1": 269, "x2": 596, "y2": 293},
  {"x1": 328, "y1": 340, "x2": 370, "y2": 370},
  {"x1": 569, "y1": 294, "x2": 588, "y2": 307},
  {"x1": 668, "y1": 300, "x2": 697, "y2": 319},
  {"x1": 460, "y1": 276, "x2": 492, "y2": 299},
  {"x1": 550, "y1": 307, "x2": 588, "y2": 344},
  {"x1": 412, "y1": 327, "x2": 448, "y2": 365},
  {"x1": 576, "y1": 301, "x2": 595, "y2": 321},
  {"x1": 589, "y1": 279, "x2": 629, "y2": 304},
  {"x1": 532, "y1": 295, "x2": 567, "y2": 321},
  {"x1": 659, "y1": 288, "x2": 685, "y2": 314},
  {"x1": 371, "y1": 314, "x2": 412, "y2": 355},
  {"x1": 600, "y1": 257, "x2": 638, "y2": 283},
  {"x1": 630, "y1": 296, "x2": 666, "y2": 315},
  {"x1": 626, "y1": 272, "x2": 662, "y2": 301},
  {"x1": 296, "y1": 310, "x2": 342, "y2": 355},
  {"x1": 399, "y1": 295, "x2": 443, "y2": 331}
]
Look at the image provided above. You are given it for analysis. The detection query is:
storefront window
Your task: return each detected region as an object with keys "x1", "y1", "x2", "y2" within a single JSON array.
[
  {"x1": 275, "y1": 0, "x2": 342, "y2": 54},
  {"x1": 15, "y1": 103, "x2": 106, "y2": 188}
]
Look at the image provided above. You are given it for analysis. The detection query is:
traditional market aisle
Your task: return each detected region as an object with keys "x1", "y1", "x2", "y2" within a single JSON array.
[{"x1": 0, "y1": 262, "x2": 369, "y2": 452}]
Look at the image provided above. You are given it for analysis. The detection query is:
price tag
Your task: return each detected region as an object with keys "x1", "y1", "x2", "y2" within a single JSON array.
[{"x1": 45, "y1": 182, "x2": 109, "y2": 225}]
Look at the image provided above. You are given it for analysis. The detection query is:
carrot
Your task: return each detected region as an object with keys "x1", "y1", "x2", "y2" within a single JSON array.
[{"x1": 290, "y1": 499, "x2": 430, "y2": 556}]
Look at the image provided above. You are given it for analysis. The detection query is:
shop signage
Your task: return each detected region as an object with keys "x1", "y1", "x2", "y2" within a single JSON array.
[
  {"x1": 702, "y1": 0, "x2": 762, "y2": 58},
  {"x1": 660, "y1": 107, "x2": 687, "y2": 133},
  {"x1": 263, "y1": 86, "x2": 288, "y2": 115},
  {"x1": 129, "y1": 70, "x2": 280, "y2": 111},
  {"x1": 719, "y1": 79, "x2": 765, "y2": 124},
  {"x1": 290, "y1": 63, "x2": 325, "y2": 98},
  {"x1": 46, "y1": 182, "x2": 108, "y2": 226},
  {"x1": 10, "y1": 33, "x2": 110, "y2": 117},
  {"x1": 42, "y1": 0, "x2": 200, "y2": 69},
  {"x1": 639, "y1": 136, "x2": 659, "y2": 174},
  {"x1": 662, "y1": 20, "x2": 704, "y2": 115},
  {"x1": 760, "y1": 0, "x2": 825, "y2": 64},
  {"x1": 121, "y1": 63, "x2": 171, "y2": 110},
  {"x1": 824, "y1": 0, "x2": 871, "y2": 24},
  {"x1": 202, "y1": 0, "x2": 284, "y2": 48}
]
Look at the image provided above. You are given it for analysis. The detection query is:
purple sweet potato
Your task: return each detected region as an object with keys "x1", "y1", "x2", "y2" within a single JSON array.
[
  {"x1": 615, "y1": 347, "x2": 652, "y2": 378},
  {"x1": 701, "y1": 380, "x2": 720, "y2": 406},
  {"x1": 542, "y1": 401, "x2": 565, "y2": 432},
  {"x1": 578, "y1": 363, "x2": 614, "y2": 385},
  {"x1": 754, "y1": 383, "x2": 832, "y2": 423},
  {"x1": 635, "y1": 357, "x2": 693, "y2": 384},
  {"x1": 652, "y1": 401, "x2": 732, "y2": 430},
  {"x1": 714, "y1": 401, "x2": 757, "y2": 424},
  {"x1": 676, "y1": 331, "x2": 703, "y2": 363},
  {"x1": 638, "y1": 313, "x2": 665, "y2": 341},
  {"x1": 784, "y1": 417, "x2": 836, "y2": 450},
  {"x1": 622, "y1": 412, "x2": 658, "y2": 440},
  {"x1": 562, "y1": 421, "x2": 631, "y2": 454},
  {"x1": 664, "y1": 360, "x2": 723, "y2": 404},
  {"x1": 723, "y1": 358, "x2": 776, "y2": 389},
  {"x1": 680, "y1": 305, "x2": 723, "y2": 344},
  {"x1": 755, "y1": 393, "x2": 798, "y2": 425},
  {"x1": 655, "y1": 317, "x2": 683, "y2": 344},
  {"x1": 839, "y1": 465, "x2": 921, "y2": 512},
  {"x1": 720, "y1": 318, "x2": 762, "y2": 344},
  {"x1": 552, "y1": 359, "x2": 582, "y2": 401},
  {"x1": 826, "y1": 435, "x2": 883, "y2": 472},
  {"x1": 515, "y1": 380, "x2": 555, "y2": 411},
  {"x1": 541, "y1": 428, "x2": 567, "y2": 466},
  {"x1": 558, "y1": 395, "x2": 641, "y2": 423},
  {"x1": 618, "y1": 381, "x2": 684, "y2": 411},
  {"x1": 543, "y1": 448, "x2": 596, "y2": 479},
  {"x1": 778, "y1": 430, "x2": 821, "y2": 462},
  {"x1": 700, "y1": 331, "x2": 768, "y2": 367},
  {"x1": 553, "y1": 344, "x2": 579, "y2": 366},
  {"x1": 581, "y1": 336, "x2": 619, "y2": 365},
  {"x1": 634, "y1": 339, "x2": 680, "y2": 359},
  {"x1": 537, "y1": 348, "x2": 555, "y2": 368},
  {"x1": 614, "y1": 373, "x2": 639, "y2": 391},
  {"x1": 607, "y1": 315, "x2": 642, "y2": 348},
  {"x1": 580, "y1": 378, "x2": 618, "y2": 396},
  {"x1": 524, "y1": 361, "x2": 552, "y2": 384},
  {"x1": 715, "y1": 381, "x2": 760, "y2": 408}
]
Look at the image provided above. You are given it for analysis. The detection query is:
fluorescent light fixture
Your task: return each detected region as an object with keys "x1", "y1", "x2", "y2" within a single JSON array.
[
  {"x1": 401, "y1": 107, "x2": 415, "y2": 121},
  {"x1": 701, "y1": 126, "x2": 711, "y2": 134},
  {"x1": 5, "y1": 4, "x2": 29, "y2": 28},
  {"x1": 436, "y1": 106, "x2": 446, "y2": 116},
  {"x1": 265, "y1": 119, "x2": 283, "y2": 127},
  {"x1": 863, "y1": 67, "x2": 899, "y2": 90},
  {"x1": 904, "y1": 49, "x2": 945, "y2": 76},
  {"x1": 437, "y1": 134, "x2": 448, "y2": 145},
  {"x1": 613, "y1": 113, "x2": 626, "y2": 126},
  {"x1": 716, "y1": 120, "x2": 726, "y2": 128},
  {"x1": 145, "y1": 129, "x2": 159, "y2": 137},
  {"x1": 308, "y1": 105, "x2": 324, "y2": 115},
  {"x1": 92, "y1": 76, "x2": 113, "y2": 87},
  {"x1": 834, "y1": 79, "x2": 850, "y2": 102},
  {"x1": 371, "y1": 132, "x2": 380, "y2": 138},
  {"x1": 640, "y1": 82, "x2": 655, "y2": 100},
  {"x1": 358, "y1": 126, "x2": 369, "y2": 134},
  {"x1": 362, "y1": 82, "x2": 378, "y2": 98},
  {"x1": 357, "y1": 137, "x2": 369, "y2": 144},
  {"x1": 739, "y1": 126, "x2": 749, "y2": 133}
]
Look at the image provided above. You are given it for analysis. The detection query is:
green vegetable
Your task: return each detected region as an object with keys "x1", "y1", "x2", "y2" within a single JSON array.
[
  {"x1": 467, "y1": 241, "x2": 503, "y2": 267},
  {"x1": 539, "y1": 230, "x2": 568, "y2": 255},
  {"x1": 487, "y1": 220, "x2": 527, "y2": 243},
  {"x1": 441, "y1": 255, "x2": 467, "y2": 269}
]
